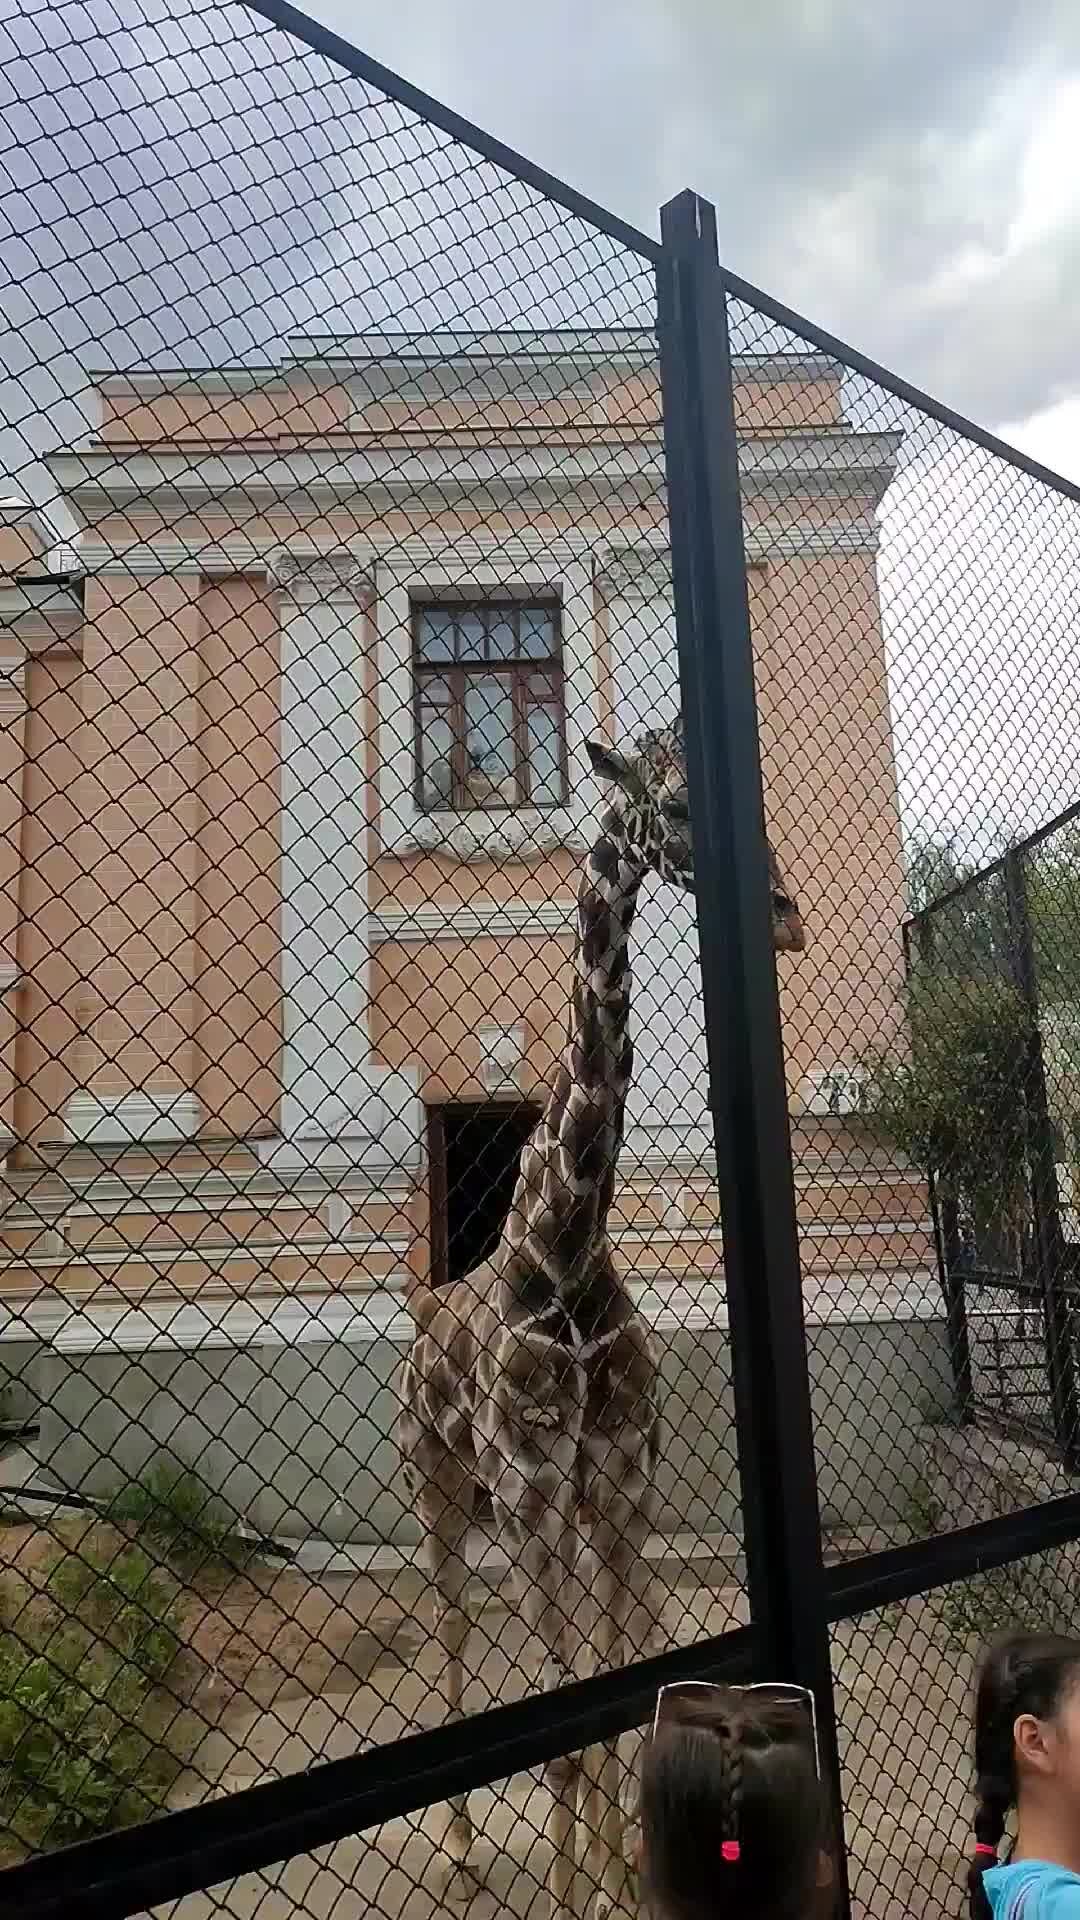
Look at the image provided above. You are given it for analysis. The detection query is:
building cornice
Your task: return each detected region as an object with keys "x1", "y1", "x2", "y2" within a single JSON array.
[
  {"x1": 90, "y1": 340, "x2": 842, "y2": 392},
  {"x1": 0, "y1": 580, "x2": 83, "y2": 648},
  {"x1": 49, "y1": 430, "x2": 901, "y2": 515}
]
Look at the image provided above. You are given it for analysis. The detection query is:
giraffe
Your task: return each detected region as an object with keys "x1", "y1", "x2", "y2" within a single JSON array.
[{"x1": 397, "y1": 718, "x2": 805, "y2": 1919}]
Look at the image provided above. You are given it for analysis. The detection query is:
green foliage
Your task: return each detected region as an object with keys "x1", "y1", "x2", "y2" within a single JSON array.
[
  {"x1": 905, "y1": 834, "x2": 1010, "y2": 978},
  {"x1": 0, "y1": 1537, "x2": 189, "y2": 1857},
  {"x1": 108, "y1": 1464, "x2": 242, "y2": 1576},
  {"x1": 46, "y1": 1540, "x2": 183, "y2": 1674},
  {"x1": 933, "y1": 1563, "x2": 1051, "y2": 1649},
  {"x1": 1028, "y1": 830, "x2": 1080, "y2": 1005},
  {"x1": 861, "y1": 969, "x2": 1032, "y2": 1220}
]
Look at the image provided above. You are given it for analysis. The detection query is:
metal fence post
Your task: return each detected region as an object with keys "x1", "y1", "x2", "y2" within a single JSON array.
[
  {"x1": 1004, "y1": 851, "x2": 1080, "y2": 1468},
  {"x1": 905, "y1": 917, "x2": 975, "y2": 1425},
  {"x1": 655, "y1": 188, "x2": 849, "y2": 1911}
]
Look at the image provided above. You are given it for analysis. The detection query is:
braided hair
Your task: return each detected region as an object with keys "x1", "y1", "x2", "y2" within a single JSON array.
[
  {"x1": 640, "y1": 1687, "x2": 827, "y2": 1920},
  {"x1": 969, "y1": 1632, "x2": 1080, "y2": 1920}
]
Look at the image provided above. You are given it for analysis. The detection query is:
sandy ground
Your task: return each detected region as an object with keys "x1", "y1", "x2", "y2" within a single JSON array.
[
  {"x1": 0, "y1": 1517, "x2": 976, "y2": 1920},
  {"x1": 145, "y1": 1592, "x2": 974, "y2": 1920}
]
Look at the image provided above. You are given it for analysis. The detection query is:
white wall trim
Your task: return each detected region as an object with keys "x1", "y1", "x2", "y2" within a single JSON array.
[
  {"x1": 373, "y1": 547, "x2": 600, "y2": 859},
  {"x1": 369, "y1": 898, "x2": 578, "y2": 944},
  {"x1": 266, "y1": 546, "x2": 372, "y2": 601},
  {"x1": 596, "y1": 527, "x2": 878, "y2": 596},
  {"x1": 62, "y1": 1091, "x2": 203, "y2": 1145},
  {"x1": 48, "y1": 431, "x2": 903, "y2": 513},
  {"x1": 0, "y1": 1274, "x2": 943, "y2": 1350},
  {"x1": 0, "y1": 1164, "x2": 420, "y2": 1222},
  {"x1": 72, "y1": 524, "x2": 875, "y2": 590},
  {"x1": 396, "y1": 810, "x2": 588, "y2": 861},
  {"x1": 477, "y1": 1021, "x2": 527, "y2": 1093},
  {"x1": 0, "y1": 963, "x2": 19, "y2": 991},
  {"x1": 76, "y1": 539, "x2": 274, "y2": 578},
  {"x1": 0, "y1": 1232, "x2": 410, "y2": 1271},
  {"x1": 0, "y1": 1289, "x2": 412, "y2": 1352},
  {"x1": 96, "y1": 340, "x2": 839, "y2": 388}
]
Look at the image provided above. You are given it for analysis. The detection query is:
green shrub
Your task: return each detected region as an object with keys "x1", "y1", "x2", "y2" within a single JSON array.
[
  {"x1": 108, "y1": 1465, "x2": 242, "y2": 1576},
  {"x1": 861, "y1": 970, "x2": 1032, "y2": 1230},
  {"x1": 0, "y1": 1537, "x2": 190, "y2": 1857},
  {"x1": 934, "y1": 1558, "x2": 1062, "y2": 1651},
  {"x1": 46, "y1": 1540, "x2": 183, "y2": 1677}
]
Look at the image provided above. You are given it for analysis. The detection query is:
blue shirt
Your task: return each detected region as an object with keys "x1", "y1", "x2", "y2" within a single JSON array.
[{"x1": 985, "y1": 1861, "x2": 1080, "y2": 1918}]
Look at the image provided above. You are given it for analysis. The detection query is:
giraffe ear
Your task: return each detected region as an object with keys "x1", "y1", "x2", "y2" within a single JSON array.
[{"x1": 586, "y1": 739, "x2": 645, "y2": 797}]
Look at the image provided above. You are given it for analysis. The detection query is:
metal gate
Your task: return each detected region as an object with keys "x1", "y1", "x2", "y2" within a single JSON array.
[{"x1": 3, "y1": 5, "x2": 1080, "y2": 1919}]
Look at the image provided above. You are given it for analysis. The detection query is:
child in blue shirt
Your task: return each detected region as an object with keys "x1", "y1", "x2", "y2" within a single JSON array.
[{"x1": 970, "y1": 1631, "x2": 1080, "y2": 1919}]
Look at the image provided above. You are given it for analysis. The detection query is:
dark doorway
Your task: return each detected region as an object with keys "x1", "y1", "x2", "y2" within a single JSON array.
[{"x1": 428, "y1": 1101, "x2": 541, "y2": 1287}]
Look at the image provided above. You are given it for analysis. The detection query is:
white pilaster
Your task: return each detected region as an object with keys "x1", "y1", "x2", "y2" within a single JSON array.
[
  {"x1": 605, "y1": 580, "x2": 713, "y2": 1165},
  {"x1": 261, "y1": 549, "x2": 420, "y2": 1173}
]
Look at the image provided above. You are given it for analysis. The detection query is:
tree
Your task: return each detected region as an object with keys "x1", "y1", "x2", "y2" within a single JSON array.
[{"x1": 904, "y1": 833, "x2": 1008, "y2": 979}]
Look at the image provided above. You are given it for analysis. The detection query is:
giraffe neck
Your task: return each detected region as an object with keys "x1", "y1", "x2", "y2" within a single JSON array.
[{"x1": 498, "y1": 813, "x2": 644, "y2": 1327}]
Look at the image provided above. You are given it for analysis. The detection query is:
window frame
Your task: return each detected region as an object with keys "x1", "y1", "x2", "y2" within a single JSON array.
[{"x1": 411, "y1": 596, "x2": 569, "y2": 813}]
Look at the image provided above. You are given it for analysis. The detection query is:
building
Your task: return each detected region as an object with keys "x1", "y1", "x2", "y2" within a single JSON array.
[{"x1": 0, "y1": 333, "x2": 942, "y2": 1541}]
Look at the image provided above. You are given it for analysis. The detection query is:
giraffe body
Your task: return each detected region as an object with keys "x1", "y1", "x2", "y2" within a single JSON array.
[{"x1": 397, "y1": 721, "x2": 804, "y2": 1917}]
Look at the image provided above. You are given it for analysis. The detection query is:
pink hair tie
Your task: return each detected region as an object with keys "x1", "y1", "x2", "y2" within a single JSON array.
[
  {"x1": 721, "y1": 1842, "x2": 741, "y2": 1863},
  {"x1": 974, "y1": 1845, "x2": 997, "y2": 1859}
]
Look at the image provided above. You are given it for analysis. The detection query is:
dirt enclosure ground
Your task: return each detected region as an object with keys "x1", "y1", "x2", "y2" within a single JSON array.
[{"x1": 1, "y1": 1518, "x2": 976, "y2": 1920}]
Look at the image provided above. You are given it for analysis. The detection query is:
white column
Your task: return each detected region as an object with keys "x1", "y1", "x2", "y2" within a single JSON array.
[
  {"x1": 604, "y1": 553, "x2": 712, "y2": 1167},
  {"x1": 261, "y1": 549, "x2": 419, "y2": 1173}
]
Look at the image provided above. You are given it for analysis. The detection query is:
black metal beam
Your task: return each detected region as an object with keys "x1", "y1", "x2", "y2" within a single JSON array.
[
  {"x1": 0, "y1": 1626, "x2": 756, "y2": 1920},
  {"x1": 655, "y1": 187, "x2": 850, "y2": 1917},
  {"x1": 906, "y1": 795, "x2": 1080, "y2": 926},
  {"x1": 1004, "y1": 852, "x2": 1080, "y2": 1467},
  {"x1": 828, "y1": 1487, "x2": 1080, "y2": 1618},
  {"x1": 11, "y1": 1485, "x2": 1080, "y2": 1918}
]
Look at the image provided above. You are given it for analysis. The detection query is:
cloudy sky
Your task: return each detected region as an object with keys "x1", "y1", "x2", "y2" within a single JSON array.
[
  {"x1": 5, "y1": 0, "x2": 1080, "y2": 858},
  {"x1": 297, "y1": 0, "x2": 1080, "y2": 476}
]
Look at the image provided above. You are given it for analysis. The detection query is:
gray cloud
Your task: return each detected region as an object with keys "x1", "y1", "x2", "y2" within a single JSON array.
[{"x1": 305, "y1": 0, "x2": 1080, "y2": 429}]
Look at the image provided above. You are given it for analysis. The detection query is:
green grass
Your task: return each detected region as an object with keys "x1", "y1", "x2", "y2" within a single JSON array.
[
  {"x1": 0, "y1": 1535, "x2": 191, "y2": 1857},
  {"x1": 107, "y1": 1465, "x2": 244, "y2": 1576}
]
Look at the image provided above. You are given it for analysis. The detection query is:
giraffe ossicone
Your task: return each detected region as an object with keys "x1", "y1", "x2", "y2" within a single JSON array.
[{"x1": 397, "y1": 714, "x2": 806, "y2": 1918}]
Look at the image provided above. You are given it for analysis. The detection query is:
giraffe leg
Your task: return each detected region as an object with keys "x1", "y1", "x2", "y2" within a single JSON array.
[
  {"x1": 507, "y1": 1504, "x2": 586, "y2": 1920},
  {"x1": 583, "y1": 1548, "x2": 638, "y2": 1920},
  {"x1": 421, "y1": 1485, "x2": 481, "y2": 1905}
]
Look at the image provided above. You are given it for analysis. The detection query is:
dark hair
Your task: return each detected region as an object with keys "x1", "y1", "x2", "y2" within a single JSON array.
[
  {"x1": 969, "y1": 1631, "x2": 1080, "y2": 1920},
  {"x1": 640, "y1": 1687, "x2": 828, "y2": 1920}
]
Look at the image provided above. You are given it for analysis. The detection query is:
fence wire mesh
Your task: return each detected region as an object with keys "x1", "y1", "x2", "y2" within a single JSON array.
[
  {"x1": 5, "y1": 1, "x2": 1080, "y2": 1916},
  {"x1": 910, "y1": 812, "x2": 1080, "y2": 1473},
  {"x1": 726, "y1": 286, "x2": 1080, "y2": 1544},
  {"x1": 835, "y1": 1536, "x2": 1080, "y2": 1920},
  {"x1": 0, "y1": 0, "x2": 742, "y2": 1907}
]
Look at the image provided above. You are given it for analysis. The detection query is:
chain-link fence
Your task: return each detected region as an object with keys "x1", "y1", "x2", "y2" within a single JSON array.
[
  {"x1": 910, "y1": 808, "x2": 1080, "y2": 1472},
  {"x1": 4, "y1": 4, "x2": 1080, "y2": 1919}
]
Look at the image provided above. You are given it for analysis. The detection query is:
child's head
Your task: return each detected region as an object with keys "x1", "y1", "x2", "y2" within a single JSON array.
[
  {"x1": 970, "y1": 1630, "x2": 1080, "y2": 1917},
  {"x1": 640, "y1": 1684, "x2": 830, "y2": 1920}
]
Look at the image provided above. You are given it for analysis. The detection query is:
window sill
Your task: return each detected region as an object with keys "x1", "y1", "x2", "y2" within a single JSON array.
[{"x1": 381, "y1": 807, "x2": 588, "y2": 862}]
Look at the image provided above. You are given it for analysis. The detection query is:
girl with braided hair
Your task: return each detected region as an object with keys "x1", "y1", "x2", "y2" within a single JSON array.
[
  {"x1": 969, "y1": 1631, "x2": 1080, "y2": 1919},
  {"x1": 639, "y1": 1682, "x2": 833, "y2": 1920}
]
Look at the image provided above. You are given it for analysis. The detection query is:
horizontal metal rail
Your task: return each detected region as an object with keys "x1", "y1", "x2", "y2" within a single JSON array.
[
  {"x1": 12, "y1": 1491, "x2": 1080, "y2": 1920},
  {"x1": 906, "y1": 795, "x2": 1080, "y2": 924}
]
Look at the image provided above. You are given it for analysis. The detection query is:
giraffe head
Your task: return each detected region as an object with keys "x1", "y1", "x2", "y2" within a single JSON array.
[{"x1": 586, "y1": 719, "x2": 806, "y2": 953}]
